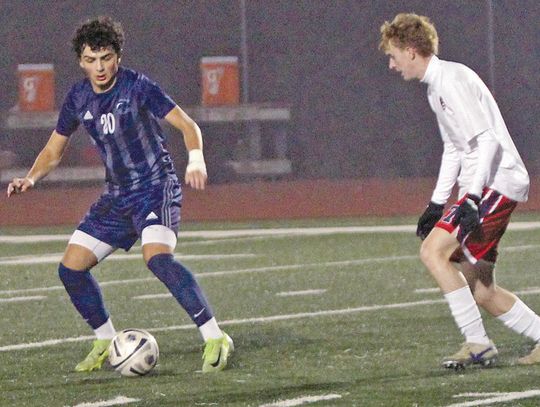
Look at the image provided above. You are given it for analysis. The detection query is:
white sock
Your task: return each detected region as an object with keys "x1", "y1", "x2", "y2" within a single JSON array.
[
  {"x1": 497, "y1": 299, "x2": 540, "y2": 343},
  {"x1": 199, "y1": 317, "x2": 223, "y2": 341},
  {"x1": 94, "y1": 318, "x2": 116, "y2": 339},
  {"x1": 444, "y1": 286, "x2": 490, "y2": 345}
]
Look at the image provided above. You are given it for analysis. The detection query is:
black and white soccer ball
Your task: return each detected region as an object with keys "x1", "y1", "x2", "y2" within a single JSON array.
[{"x1": 108, "y1": 328, "x2": 159, "y2": 377}]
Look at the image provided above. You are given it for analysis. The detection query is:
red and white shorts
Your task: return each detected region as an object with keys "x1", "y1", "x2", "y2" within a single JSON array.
[{"x1": 435, "y1": 188, "x2": 517, "y2": 264}]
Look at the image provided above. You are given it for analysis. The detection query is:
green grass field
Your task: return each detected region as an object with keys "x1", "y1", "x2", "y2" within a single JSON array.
[{"x1": 2, "y1": 215, "x2": 540, "y2": 406}]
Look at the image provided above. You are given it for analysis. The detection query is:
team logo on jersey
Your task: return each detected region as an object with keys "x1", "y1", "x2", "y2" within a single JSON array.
[
  {"x1": 83, "y1": 110, "x2": 94, "y2": 120},
  {"x1": 439, "y1": 97, "x2": 447, "y2": 110},
  {"x1": 115, "y1": 99, "x2": 130, "y2": 112},
  {"x1": 439, "y1": 97, "x2": 454, "y2": 115}
]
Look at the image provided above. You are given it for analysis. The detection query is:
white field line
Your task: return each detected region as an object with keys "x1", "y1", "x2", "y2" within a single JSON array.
[
  {"x1": 415, "y1": 287, "x2": 540, "y2": 296},
  {"x1": 503, "y1": 244, "x2": 540, "y2": 252},
  {"x1": 454, "y1": 392, "x2": 517, "y2": 397},
  {"x1": 259, "y1": 394, "x2": 342, "y2": 407},
  {"x1": 3, "y1": 221, "x2": 540, "y2": 244},
  {"x1": 0, "y1": 252, "x2": 255, "y2": 266},
  {"x1": 70, "y1": 396, "x2": 141, "y2": 407},
  {"x1": 0, "y1": 295, "x2": 46, "y2": 303},
  {"x1": 133, "y1": 293, "x2": 172, "y2": 300},
  {"x1": 0, "y1": 226, "x2": 415, "y2": 244},
  {"x1": 0, "y1": 255, "x2": 418, "y2": 296},
  {"x1": 276, "y1": 289, "x2": 327, "y2": 297},
  {"x1": 4, "y1": 238, "x2": 531, "y2": 267},
  {"x1": 414, "y1": 288, "x2": 439, "y2": 294},
  {"x1": 445, "y1": 390, "x2": 540, "y2": 407},
  {"x1": 0, "y1": 299, "x2": 444, "y2": 352},
  {"x1": 0, "y1": 234, "x2": 72, "y2": 244}
]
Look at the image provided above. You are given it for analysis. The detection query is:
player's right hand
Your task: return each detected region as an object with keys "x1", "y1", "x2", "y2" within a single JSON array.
[
  {"x1": 456, "y1": 194, "x2": 481, "y2": 236},
  {"x1": 416, "y1": 201, "x2": 445, "y2": 240},
  {"x1": 7, "y1": 177, "x2": 35, "y2": 197}
]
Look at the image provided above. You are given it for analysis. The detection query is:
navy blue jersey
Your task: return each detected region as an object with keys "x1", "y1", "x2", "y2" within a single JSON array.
[{"x1": 56, "y1": 67, "x2": 178, "y2": 192}]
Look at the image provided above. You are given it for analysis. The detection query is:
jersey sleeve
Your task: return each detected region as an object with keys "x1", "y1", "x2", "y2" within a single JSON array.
[
  {"x1": 431, "y1": 125, "x2": 460, "y2": 204},
  {"x1": 55, "y1": 89, "x2": 80, "y2": 136},
  {"x1": 139, "y1": 76, "x2": 176, "y2": 119}
]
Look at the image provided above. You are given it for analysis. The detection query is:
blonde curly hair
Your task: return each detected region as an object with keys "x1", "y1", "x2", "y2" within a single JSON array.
[{"x1": 379, "y1": 13, "x2": 438, "y2": 57}]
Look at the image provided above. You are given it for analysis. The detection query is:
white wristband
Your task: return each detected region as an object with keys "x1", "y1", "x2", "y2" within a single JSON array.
[
  {"x1": 188, "y1": 149, "x2": 204, "y2": 163},
  {"x1": 186, "y1": 149, "x2": 206, "y2": 175}
]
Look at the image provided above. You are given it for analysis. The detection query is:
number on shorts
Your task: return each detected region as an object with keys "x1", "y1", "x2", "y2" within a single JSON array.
[{"x1": 442, "y1": 205, "x2": 459, "y2": 223}]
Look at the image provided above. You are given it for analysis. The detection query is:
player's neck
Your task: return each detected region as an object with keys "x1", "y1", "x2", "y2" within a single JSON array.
[{"x1": 417, "y1": 55, "x2": 434, "y2": 81}]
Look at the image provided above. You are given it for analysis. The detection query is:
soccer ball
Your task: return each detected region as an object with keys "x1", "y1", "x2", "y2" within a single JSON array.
[{"x1": 108, "y1": 328, "x2": 159, "y2": 377}]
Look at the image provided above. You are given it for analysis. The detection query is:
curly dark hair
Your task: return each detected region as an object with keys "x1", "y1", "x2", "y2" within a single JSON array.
[{"x1": 72, "y1": 16, "x2": 125, "y2": 58}]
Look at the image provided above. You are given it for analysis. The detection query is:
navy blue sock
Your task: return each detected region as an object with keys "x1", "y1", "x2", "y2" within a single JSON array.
[
  {"x1": 147, "y1": 253, "x2": 213, "y2": 326},
  {"x1": 58, "y1": 263, "x2": 109, "y2": 330}
]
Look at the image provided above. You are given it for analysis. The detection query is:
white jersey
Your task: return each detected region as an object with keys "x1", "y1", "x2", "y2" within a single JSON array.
[{"x1": 421, "y1": 55, "x2": 529, "y2": 203}]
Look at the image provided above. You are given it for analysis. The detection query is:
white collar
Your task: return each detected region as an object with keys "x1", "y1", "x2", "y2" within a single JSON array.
[{"x1": 421, "y1": 55, "x2": 440, "y2": 85}]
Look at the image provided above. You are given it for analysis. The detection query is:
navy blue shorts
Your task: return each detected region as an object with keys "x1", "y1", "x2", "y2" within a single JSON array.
[{"x1": 78, "y1": 180, "x2": 182, "y2": 250}]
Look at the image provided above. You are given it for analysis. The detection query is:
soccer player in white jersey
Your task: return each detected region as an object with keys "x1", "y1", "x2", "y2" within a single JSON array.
[
  {"x1": 7, "y1": 17, "x2": 233, "y2": 373},
  {"x1": 380, "y1": 13, "x2": 540, "y2": 369}
]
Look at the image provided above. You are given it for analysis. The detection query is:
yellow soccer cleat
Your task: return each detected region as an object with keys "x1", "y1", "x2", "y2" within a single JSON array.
[
  {"x1": 202, "y1": 332, "x2": 234, "y2": 373},
  {"x1": 75, "y1": 339, "x2": 111, "y2": 372}
]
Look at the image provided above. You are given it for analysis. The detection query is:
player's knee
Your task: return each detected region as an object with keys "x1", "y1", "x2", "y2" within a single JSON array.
[
  {"x1": 147, "y1": 253, "x2": 174, "y2": 270},
  {"x1": 58, "y1": 263, "x2": 87, "y2": 285},
  {"x1": 419, "y1": 237, "x2": 452, "y2": 270},
  {"x1": 419, "y1": 239, "x2": 437, "y2": 268},
  {"x1": 147, "y1": 253, "x2": 194, "y2": 287}
]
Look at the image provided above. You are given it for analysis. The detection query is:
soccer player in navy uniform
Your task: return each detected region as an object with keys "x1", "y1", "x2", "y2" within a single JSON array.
[
  {"x1": 7, "y1": 17, "x2": 233, "y2": 373},
  {"x1": 380, "y1": 13, "x2": 540, "y2": 369}
]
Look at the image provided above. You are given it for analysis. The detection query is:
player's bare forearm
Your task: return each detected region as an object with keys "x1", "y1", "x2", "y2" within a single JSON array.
[
  {"x1": 164, "y1": 106, "x2": 203, "y2": 151},
  {"x1": 164, "y1": 106, "x2": 207, "y2": 190},
  {"x1": 7, "y1": 131, "x2": 68, "y2": 197}
]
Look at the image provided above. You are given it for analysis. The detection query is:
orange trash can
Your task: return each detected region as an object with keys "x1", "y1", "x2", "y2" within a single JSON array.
[
  {"x1": 200, "y1": 56, "x2": 240, "y2": 106},
  {"x1": 17, "y1": 63, "x2": 55, "y2": 111}
]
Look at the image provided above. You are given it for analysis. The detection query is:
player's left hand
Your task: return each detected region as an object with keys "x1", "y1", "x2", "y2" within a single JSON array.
[
  {"x1": 7, "y1": 177, "x2": 35, "y2": 197},
  {"x1": 185, "y1": 149, "x2": 207, "y2": 190},
  {"x1": 456, "y1": 194, "x2": 481, "y2": 235}
]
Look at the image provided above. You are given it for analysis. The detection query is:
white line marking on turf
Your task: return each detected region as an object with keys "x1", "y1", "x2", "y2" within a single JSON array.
[
  {"x1": 0, "y1": 299, "x2": 444, "y2": 352},
  {"x1": 0, "y1": 252, "x2": 255, "y2": 266},
  {"x1": 2, "y1": 221, "x2": 540, "y2": 244},
  {"x1": 414, "y1": 288, "x2": 439, "y2": 294},
  {"x1": 0, "y1": 235, "x2": 72, "y2": 244},
  {"x1": 5, "y1": 248, "x2": 540, "y2": 299},
  {"x1": 503, "y1": 244, "x2": 540, "y2": 252},
  {"x1": 133, "y1": 293, "x2": 172, "y2": 300},
  {"x1": 0, "y1": 255, "x2": 418, "y2": 295},
  {"x1": 259, "y1": 394, "x2": 342, "y2": 407},
  {"x1": 445, "y1": 390, "x2": 540, "y2": 407},
  {"x1": 515, "y1": 287, "x2": 540, "y2": 295},
  {"x1": 70, "y1": 396, "x2": 141, "y2": 407},
  {"x1": 415, "y1": 286, "x2": 540, "y2": 296},
  {"x1": 276, "y1": 289, "x2": 327, "y2": 297},
  {"x1": 0, "y1": 295, "x2": 46, "y2": 303}
]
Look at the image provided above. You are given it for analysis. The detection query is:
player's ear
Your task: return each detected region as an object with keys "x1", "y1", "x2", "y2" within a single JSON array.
[{"x1": 79, "y1": 59, "x2": 84, "y2": 69}]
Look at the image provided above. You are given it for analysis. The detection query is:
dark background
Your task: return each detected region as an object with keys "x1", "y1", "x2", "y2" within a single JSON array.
[{"x1": 1, "y1": 0, "x2": 538, "y2": 183}]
